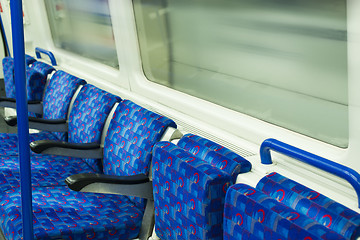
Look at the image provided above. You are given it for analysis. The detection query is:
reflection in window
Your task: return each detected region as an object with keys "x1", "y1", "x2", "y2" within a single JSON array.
[
  {"x1": 45, "y1": 0, "x2": 118, "y2": 68},
  {"x1": 133, "y1": 0, "x2": 348, "y2": 147}
]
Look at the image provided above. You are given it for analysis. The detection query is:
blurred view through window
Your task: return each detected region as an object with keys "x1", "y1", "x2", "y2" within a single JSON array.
[
  {"x1": 133, "y1": 0, "x2": 348, "y2": 147},
  {"x1": 45, "y1": 0, "x2": 118, "y2": 68}
]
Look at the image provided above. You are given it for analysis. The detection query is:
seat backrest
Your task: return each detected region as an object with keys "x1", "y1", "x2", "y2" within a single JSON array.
[
  {"x1": 25, "y1": 67, "x2": 47, "y2": 101},
  {"x1": 25, "y1": 54, "x2": 36, "y2": 65},
  {"x1": 30, "y1": 61, "x2": 55, "y2": 78},
  {"x1": 152, "y1": 134, "x2": 251, "y2": 240},
  {"x1": 2, "y1": 57, "x2": 15, "y2": 98},
  {"x1": 67, "y1": 84, "x2": 121, "y2": 145},
  {"x1": 42, "y1": 70, "x2": 86, "y2": 120},
  {"x1": 67, "y1": 85, "x2": 121, "y2": 172},
  {"x1": 256, "y1": 172, "x2": 360, "y2": 239},
  {"x1": 178, "y1": 134, "x2": 252, "y2": 183},
  {"x1": 102, "y1": 99, "x2": 177, "y2": 177}
]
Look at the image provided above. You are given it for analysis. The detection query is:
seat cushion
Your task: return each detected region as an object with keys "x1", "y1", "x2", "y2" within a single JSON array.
[
  {"x1": 0, "y1": 131, "x2": 60, "y2": 156},
  {"x1": 0, "y1": 155, "x2": 95, "y2": 193},
  {"x1": 0, "y1": 186, "x2": 144, "y2": 240}
]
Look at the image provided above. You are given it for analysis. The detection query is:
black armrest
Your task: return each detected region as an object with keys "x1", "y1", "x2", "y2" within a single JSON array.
[
  {"x1": 4, "y1": 116, "x2": 17, "y2": 126},
  {"x1": 66, "y1": 173, "x2": 149, "y2": 191},
  {"x1": 65, "y1": 173, "x2": 153, "y2": 200},
  {"x1": 4, "y1": 116, "x2": 67, "y2": 129},
  {"x1": 28, "y1": 117, "x2": 66, "y2": 124},
  {"x1": 0, "y1": 97, "x2": 41, "y2": 104},
  {"x1": 28, "y1": 117, "x2": 68, "y2": 132},
  {"x1": 30, "y1": 140, "x2": 103, "y2": 158}
]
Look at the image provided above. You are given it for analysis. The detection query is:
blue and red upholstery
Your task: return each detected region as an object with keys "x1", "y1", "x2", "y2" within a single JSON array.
[
  {"x1": 152, "y1": 135, "x2": 251, "y2": 240},
  {"x1": 224, "y1": 172, "x2": 360, "y2": 240},
  {"x1": 0, "y1": 156, "x2": 95, "y2": 193},
  {"x1": 2, "y1": 54, "x2": 38, "y2": 99},
  {"x1": 0, "y1": 70, "x2": 86, "y2": 156},
  {"x1": 67, "y1": 84, "x2": 121, "y2": 172},
  {"x1": 178, "y1": 134, "x2": 252, "y2": 183},
  {"x1": 30, "y1": 61, "x2": 55, "y2": 78},
  {"x1": 0, "y1": 99, "x2": 177, "y2": 239},
  {"x1": 25, "y1": 67, "x2": 47, "y2": 102},
  {"x1": 0, "y1": 86, "x2": 120, "y2": 193},
  {"x1": 0, "y1": 187, "x2": 144, "y2": 240},
  {"x1": 25, "y1": 54, "x2": 37, "y2": 65},
  {"x1": 257, "y1": 172, "x2": 360, "y2": 239},
  {"x1": 3, "y1": 57, "x2": 15, "y2": 98}
]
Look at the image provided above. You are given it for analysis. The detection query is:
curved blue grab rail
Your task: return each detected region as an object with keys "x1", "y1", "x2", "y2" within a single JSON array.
[
  {"x1": 260, "y1": 138, "x2": 360, "y2": 208},
  {"x1": 10, "y1": 0, "x2": 33, "y2": 239},
  {"x1": 35, "y1": 47, "x2": 57, "y2": 66}
]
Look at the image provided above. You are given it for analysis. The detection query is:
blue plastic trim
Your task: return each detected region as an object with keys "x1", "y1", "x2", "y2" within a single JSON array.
[
  {"x1": 10, "y1": 0, "x2": 33, "y2": 239},
  {"x1": 0, "y1": 13, "x2": 10, "y2": 57},
  {"x1": 260, "y1": 138, "x2": 360, "y2": 208},
  {"x1": 35, "y1": 47, "x2": 57, "y2": 66}
]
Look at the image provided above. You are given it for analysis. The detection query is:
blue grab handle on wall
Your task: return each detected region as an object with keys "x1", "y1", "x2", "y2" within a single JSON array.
[
  {"x1": 35, "y1": 47, "x2": 57, "y2": 66},
  {"x1": 260, "y1": 138, "x2": 360, "y2": 208}
]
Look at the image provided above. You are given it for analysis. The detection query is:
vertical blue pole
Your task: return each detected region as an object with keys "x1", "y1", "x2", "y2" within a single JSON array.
[{"x1": 10, "y1": 0, "x2": 33, "y2": 239}]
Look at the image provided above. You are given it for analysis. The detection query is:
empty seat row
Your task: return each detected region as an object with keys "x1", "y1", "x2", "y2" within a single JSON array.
[
  {"x1": 0, "y1": 66, "x2": 180, "y2": 238},
  {"x1": 2, "y1": 54, "x2": 359, "y2": 239}
]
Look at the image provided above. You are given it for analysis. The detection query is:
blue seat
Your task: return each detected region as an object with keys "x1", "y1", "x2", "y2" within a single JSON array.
[
  {"x1": 224, "y1": 172, "x2": 360, "y2": 240},
  {"x1": 2, "y1": 54, "x2": 40, "y2": 100},
  {"x1": 0, "y1": 100, "x2": 177, "y2": 239},
  {"x1": 30, "y1": 61, "x2": 56, "y2": 78},
  {"x1": 0, "y1": 84, "x2": 120, "y2": 175},
  {"x1": 0, "y1": 84, "x2": 120, "y2": 197},
  {"x1": 0, "y1": 70, "x2": 86, "y2": 155},
  {"x1": 152, "y1": 134, "x2": 251, "y2": 239}
]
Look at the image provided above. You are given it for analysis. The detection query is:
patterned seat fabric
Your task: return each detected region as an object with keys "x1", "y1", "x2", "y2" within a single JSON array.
[
  {"x1": 0, "y1": 156, "x2": 95, "y2": 194},
  {"x1": 0, "y1": 70, "x2": 86, "y2": 156},
  {"x1": 30, "y1": 61, "x2": 55, "y2": 78},
  {"x1": 224, "y1": 173, "x2": 360, "y2": 240},
  {"x1": 0, "y1": 99, "x2": 176, "y2": 239},
  {"x1": 256, "y1": 172, "x2": 360, "y2": 239},
  {"x1": 25, "y1": 54, "x2": 36, "y2": 65},
  {"x1": 3, "y1": 57, "x2": 15, "y2": 98},
  {"x1": 178, "y1": 134, "x2": 252, "y2": 183},
  {"x1": 67, "y1": 84, "x2": 121, "y2": 172},
  {"x1": 25, "y1": 67, "x2": 47, "y2": 102},
  {"x1": 0, "y1": 187, "x2": 144, "y2": 240},
  {"x1": 2, "y1": 55, "x2": 37, "y2": 99},
  {"x1": 152, "y1": 135, "x2": 251, "y2": 240}
]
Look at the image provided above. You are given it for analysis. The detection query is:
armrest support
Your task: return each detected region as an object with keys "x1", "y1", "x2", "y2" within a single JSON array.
[
  {"x1": 30, "y1": 140, "x2": 103, "y2": 158},
  {"x1": 66, "y1": 173, "x2": 153, "y2": 200},
  {"x1": 4, "y1": 116, "x2": 17, "y2": 126},
  {"x1": 28, "y1": 117, "x2": 68, "y2": 132},
  {"x1": 0, "y1": 98, "x2": 43, "y2": 114}
]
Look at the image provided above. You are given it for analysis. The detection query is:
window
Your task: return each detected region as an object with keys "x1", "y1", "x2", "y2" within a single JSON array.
[
  {"x1": 133, "y1": 0, "x2": 348, "y2": 147},
  {"x1": 45, "y1": 0, "x2": 118, "y2": 68}
]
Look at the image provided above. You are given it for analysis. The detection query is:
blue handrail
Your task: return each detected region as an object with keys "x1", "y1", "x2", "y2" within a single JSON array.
[
  {"x1": 35, "y1": 47, "x2": 57, "y2": 66},
  {"x1": 10, "y1": 0, "x2": 33, "y2": 239},
  {"x1": 260, "y1": 138, "x2": 360, "y2": 208}
]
